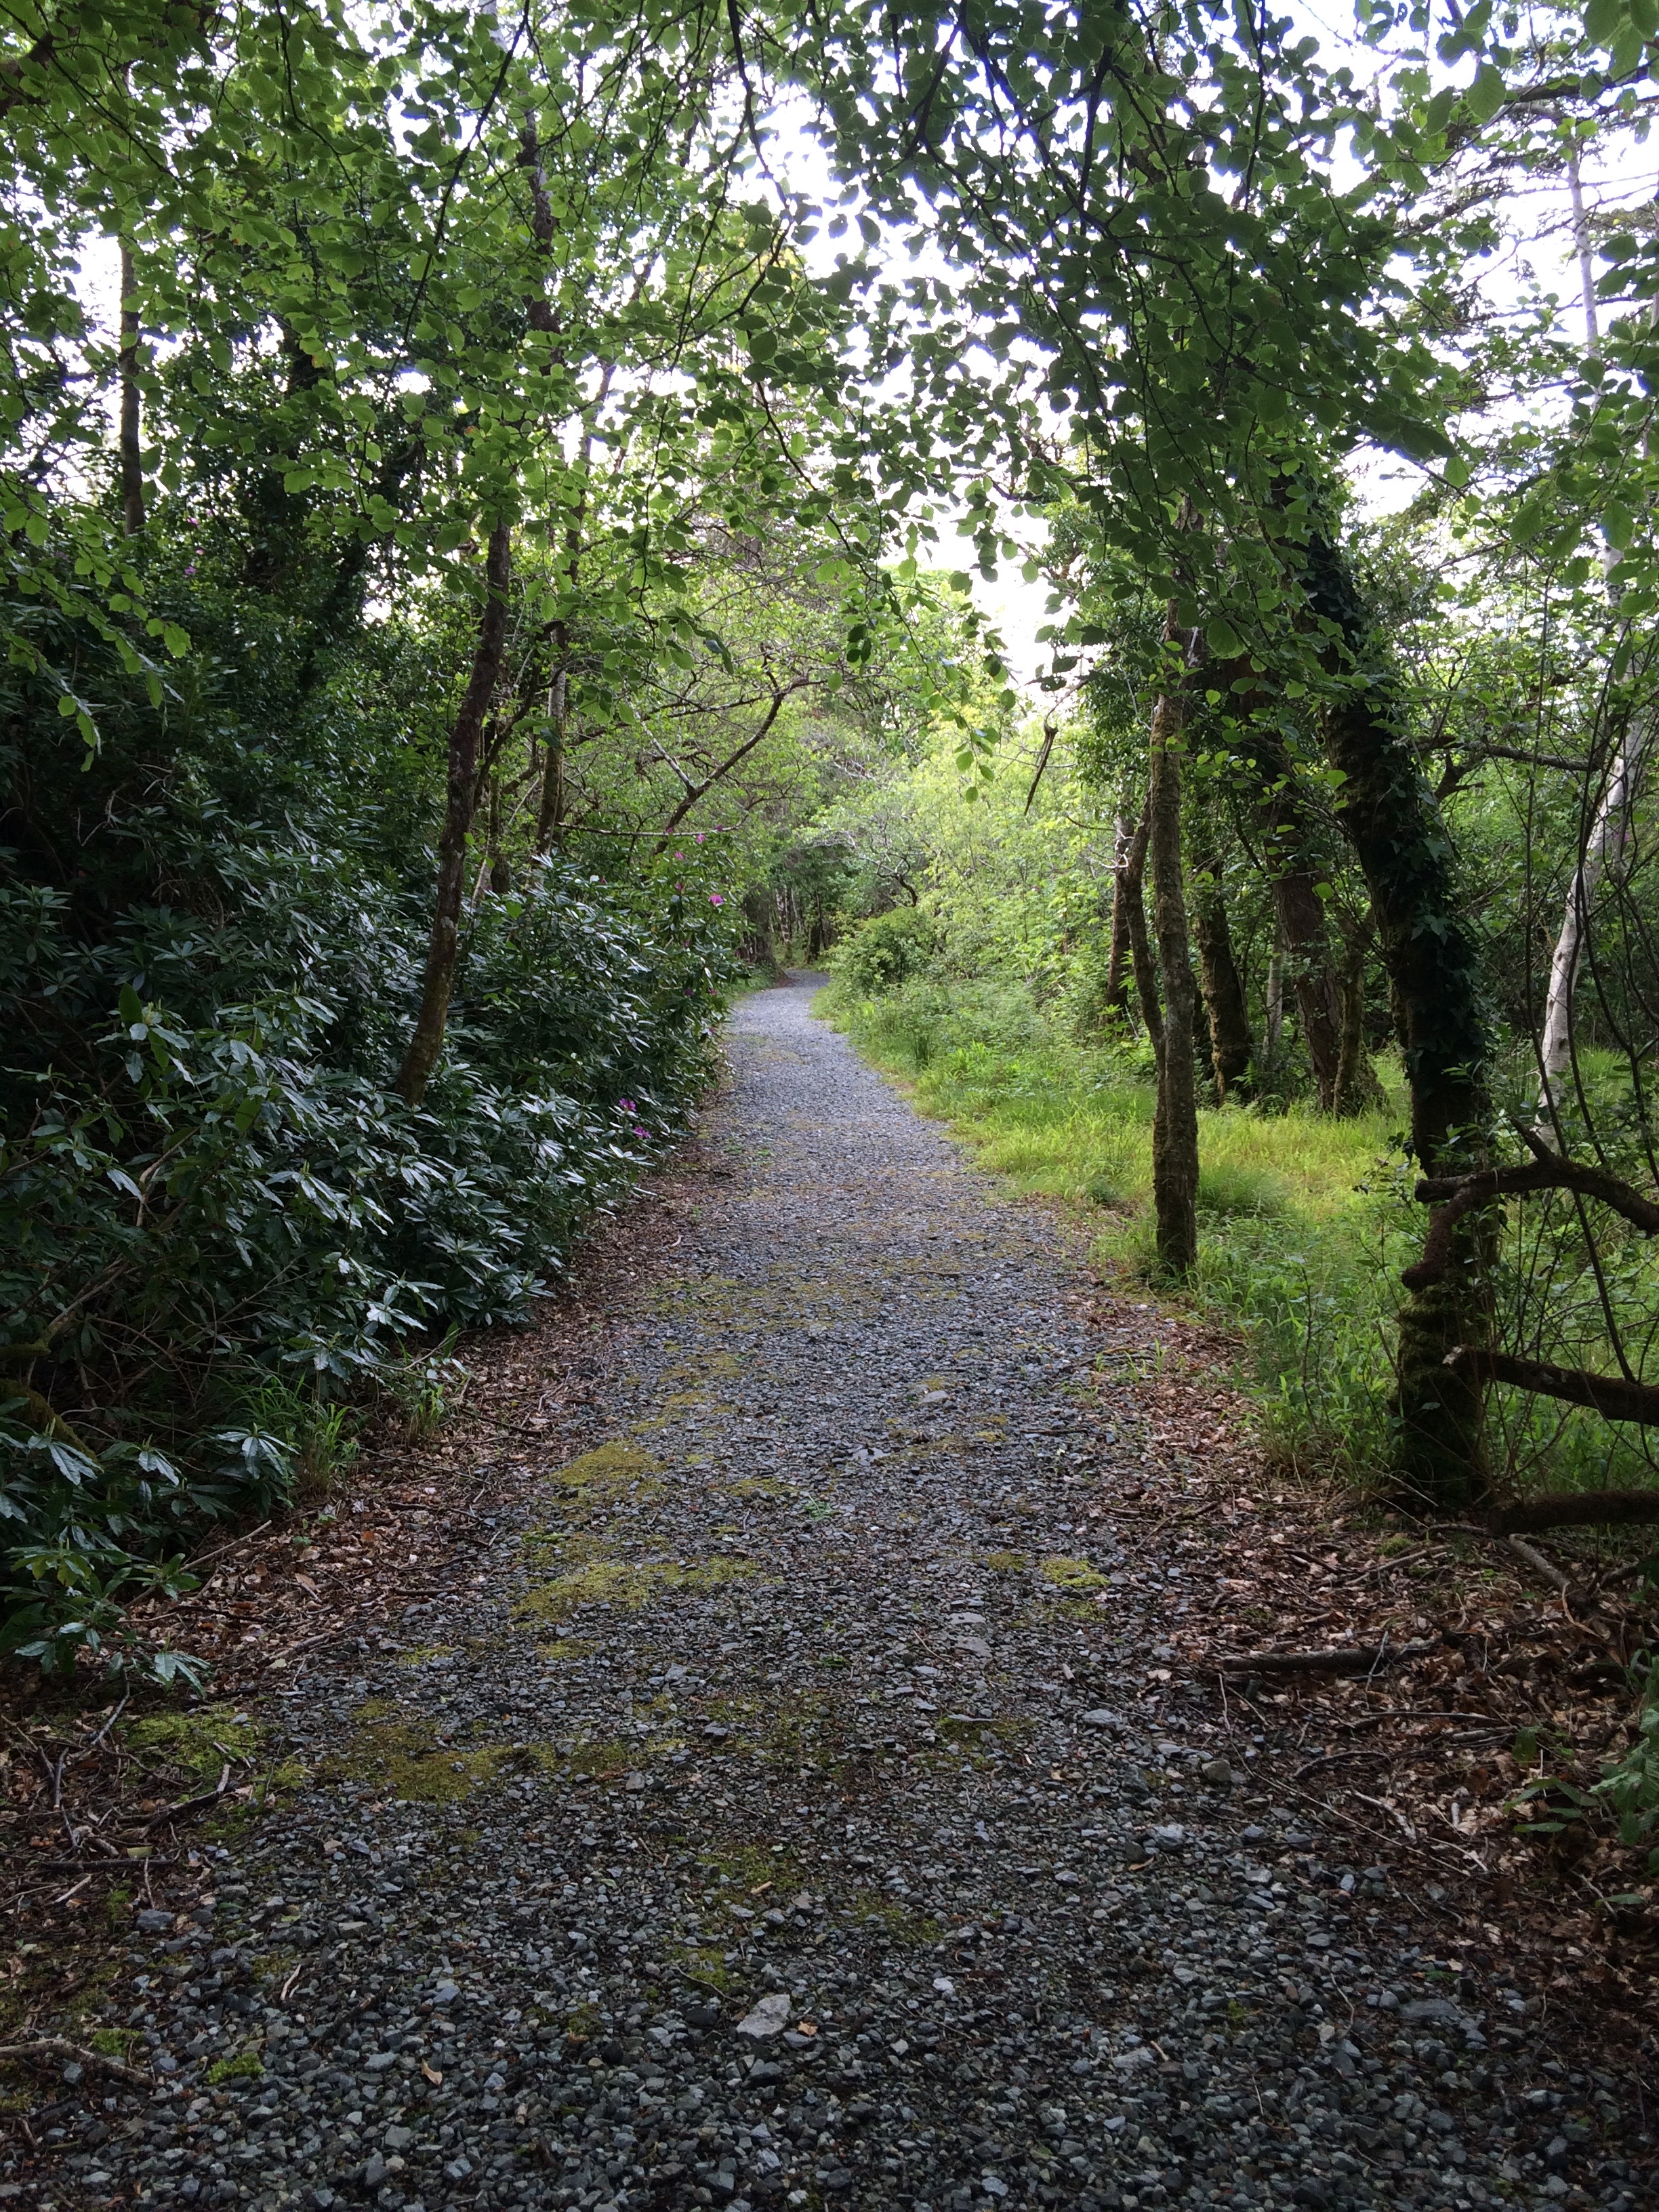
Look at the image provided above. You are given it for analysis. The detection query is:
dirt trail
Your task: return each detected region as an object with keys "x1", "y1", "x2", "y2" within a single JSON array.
[{"x1": 16, "y1": 975, "x2": 1646, "y2": 2212}]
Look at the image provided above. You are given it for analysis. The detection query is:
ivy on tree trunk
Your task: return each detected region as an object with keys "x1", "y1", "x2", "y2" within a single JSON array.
[{"x1": 1307, "y1": 533, "x2": 1493, "y2": 1511}]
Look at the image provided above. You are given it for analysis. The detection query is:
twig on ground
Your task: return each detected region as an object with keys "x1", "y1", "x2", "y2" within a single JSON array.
[
  {"x1": 1216, "y1": 1636, "x2": 1440, "y2": 1678},
  {"x1": 0, "y1": 2036, "x2": 152, "y2": 2087}
]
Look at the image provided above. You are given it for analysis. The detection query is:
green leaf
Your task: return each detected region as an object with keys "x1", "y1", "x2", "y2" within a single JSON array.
[
  {"x1": 1465, "y1": 62, "x2": 1506, "y2": 123},
  {"x1": 1205, "y1": 617, "x2": 1246, "y2": 657},
  {"x1": 1584, "y1": 0, "x2": 1625, "y2": 41}
]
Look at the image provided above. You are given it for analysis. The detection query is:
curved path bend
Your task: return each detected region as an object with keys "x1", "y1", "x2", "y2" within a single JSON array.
[{"x1": 45, "y1": 977, "x2": 1640, "y2": 2212}]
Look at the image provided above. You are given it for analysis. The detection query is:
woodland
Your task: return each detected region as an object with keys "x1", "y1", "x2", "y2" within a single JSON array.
[{"x1": 4, "y1": 0, "x2": 1659, "y2": 1861}]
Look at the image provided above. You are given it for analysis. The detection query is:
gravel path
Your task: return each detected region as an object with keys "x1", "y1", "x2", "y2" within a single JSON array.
[{"x1": 30, "y1": 976, "x2": 1647, "y2": 2212}]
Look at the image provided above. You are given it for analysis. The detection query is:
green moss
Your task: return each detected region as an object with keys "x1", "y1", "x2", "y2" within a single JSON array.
[
  {"x1": 125, "y1": 1702, "x2": 264, "y2": 1782},
  {"x1": 397, "y1": 1643, "x2": 456, "y2": 1667},
  {"x1": 848, "y1": 1894, "x2": 943, "y2": 1946},
  {"x1": 564, "y1": 1739, "x2": 634, "y2": 1778},
  {"x1": 323, "y1": 1719, "x2": 513, "y2": 1805},
  {"x1": 206, "y1": 2047, "x2": 263, "y2": 2084},
  {"x1": 1041, "y1": 1555, "x2": 1107, "y2": 1592},
  {"x1": 551, "y1": 1441, "x2": 665, "y2": 1500},
  {"x1": 670, "y1": 1945, "x2": 732, "y2": 1990},
  {"x1": 981, "y1": 1549, "x2": 1027, "y2": 1573},
  {"x1": 699, "y1": 1842, "x2": 801, "y2": 1890},
  {"x1": 536, "y1": 1638, "x2": 588, "y2": 1662},
  {"x1": 514, "y1": 1553, "x2": 757, "y2": 1624}
]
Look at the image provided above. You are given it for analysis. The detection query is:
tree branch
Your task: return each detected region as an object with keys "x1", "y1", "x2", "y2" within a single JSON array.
[{"x1": 1403, "y1": 1154, "x2": 1659, "y2": 1290}]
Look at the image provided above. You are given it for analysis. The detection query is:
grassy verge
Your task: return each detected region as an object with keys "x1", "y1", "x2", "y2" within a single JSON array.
[{"x1": 815, "y1": 975, "x2": 1417, "y2": 1486}]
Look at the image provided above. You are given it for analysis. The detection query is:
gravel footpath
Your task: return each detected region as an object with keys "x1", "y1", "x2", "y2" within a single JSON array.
[{"x1": 22, "y1": 976, "x2": 1650, "y2": 2212}]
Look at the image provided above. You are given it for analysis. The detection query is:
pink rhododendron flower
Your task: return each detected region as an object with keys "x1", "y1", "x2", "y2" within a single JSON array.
[
  {"x1": 617, "y1": 1098, "x2": 636, "y2": 1114},
  {"x1": 709, "y1": 891, "x2": 724, "y2": 907}
]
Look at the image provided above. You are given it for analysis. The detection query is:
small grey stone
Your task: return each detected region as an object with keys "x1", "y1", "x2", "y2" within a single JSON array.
[
  {"x1": 362, "y1": 2153, "x2": 387, "y2": 2188},
  {"x1": 736, "y1": 1992, "x2": 792, "y2": 2039},
  {"x1": 136, "y1": 1908, "x2": 173, "y2": 1933},
  {"x1": 1080, "y1": 1708, "x2": 1124, "y2": 1729}
]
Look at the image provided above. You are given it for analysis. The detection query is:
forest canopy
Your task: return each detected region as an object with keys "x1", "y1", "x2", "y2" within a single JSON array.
[{"x1": 5, "y1": 0, "x2": 1659, "y2": 1683}]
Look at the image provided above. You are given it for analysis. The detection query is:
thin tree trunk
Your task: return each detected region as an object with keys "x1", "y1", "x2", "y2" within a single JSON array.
[
  {"x1": 1147, "y1": 621, "x2": 1200, "y2": 1277},
  {"x1": 1332, "y1": 914, "x2": 1385, "y2": 1115},
  {"x1": 1534, "y1": 148, "x2": 1645, "y2": 1126},
  {"x1": 394, "y1": 524, "x2": 514, "y2": 1108},
  {"x1": 1118, "y1": 803, "x2": 1162, "y2": 1052},
  {"x1": 1536, "y1": 741, "x2": 1647, "y2": 1121},
  {"x1": 1265, "y1": 925, "x2": 1284, "y2": 1069},
  {"x1": 1191, "y1": 867, "x2": 1252, "y2": 1103},
  {"x1": 1308, "y1": 531, "x2": 1492, "y2": 1511},
  {"x1": 535, "y1": 661, "x2": 568, "y2": 851},
  {"x1": 118, "y1": 240, "x2": 144, "y2": 536},
  {"x1": 1103, "y1": 811, "x2": 1134, "y2": 1021},
  {"x1": 1275, "y1": 872, "x2": 1345, "y2": 1109}
]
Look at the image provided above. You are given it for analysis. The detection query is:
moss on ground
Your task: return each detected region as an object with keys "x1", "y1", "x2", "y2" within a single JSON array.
[
  {"x1": 981, "y1": 1549, "x2": 1027, "y2": 1573},
  {"x1": 207, "y1": 2047, "x2": 263, "y2": 2084},
  {"x1": 125, "y1": 1702, "x2": 264, "y2": 1781},
  {"x1": 1041, "y1": 1555, "x2": 1108, "y2": 1592},
  {"x1": 550, "y1": 1441, "x2": 665, "y2": 1500},
  {"x1": 323, "y1": 1718, "x2": 515, "y2": 1804},
  {"x1": 514, "y1": 1553, "x2": 757, "y2": 1624}
]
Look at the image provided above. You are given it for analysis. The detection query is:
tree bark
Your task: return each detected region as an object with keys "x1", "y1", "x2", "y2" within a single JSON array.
[
  {"x1": 1536, "y1": 723, "x2": 1648, "y2": 1123},
  {"x1": 1103, "y1": 811, "x2": 1134, "y2": 1021},
  {"x1": 394, "y1": 524, "x2": 514, "y2": 1108},
  {"x1": 1117, "y1": 802, "x2": 1162, "y2": 1051},
  {"x1": 1147, "y1": 620, "x2": 1200, "y2": 1277},
  {"x1": 1307, "y1": 531, "x2": 1492, "y2": 1511},
  {"x1": 1332, "y1": 913, "x2": 1386, "y2": 1115},
  {"x1": 118, "y1": 240, "x2": 144, "y2": 536},
  {"x1": 535, "y1": 661, "x2": 568, "y2": 851},
  {"x1": 1189, "y1": 847, "x2": 1252, "y2": 1102}
]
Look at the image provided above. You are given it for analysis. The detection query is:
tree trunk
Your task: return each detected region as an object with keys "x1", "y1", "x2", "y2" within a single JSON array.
[
  {"x1": 1536, "y1": 724, "x2": 1647, "y2": 1124},
  {"x1": 1103, "y1": 811, "x2": 1134, "y2": 1021},
  {"x1": 535, "y1": 660, "x2": 569, "y2": 851},
  {"x1": 1265, "y1": 925, "x2": 1284, "y2": 1069},
  {"x1": 118, "y1": 241, "x2": 144, "y2": 536},
  {"x1": 1118, "y1": 802, "x2": 1162, "y2": 1052},
  {"x1": 1332, "y1": 913, "x2": 1386, "y2": 1115},
  {"x1": 1147, "y1": 623, "x2": 1200, "y2": 1277},
  {"x1": 1307, "y1": 532, "x2": 1492, "y2": 1511},
  {"x1": 394, "y1": 524, "x2": 514, "y2": 1108},
  {"x1": 1190, "y1": 849, "x2": 1252, "y2": 1103}
]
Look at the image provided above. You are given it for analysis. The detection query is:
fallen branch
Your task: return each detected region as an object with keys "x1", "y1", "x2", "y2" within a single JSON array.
[
  {"x1": 1216, "y1": 1636, "x2": 1441, "y2": 1678},
  {"x1": 146, "y1": 1763, "x2": 230, "y2": 1828},
  {"x1": 1483, "y1": 1481, "x2": 1659, "y2": 1534},
  {"x1": 0, "y1": 2036, "x2": 152, "y2": 2087},
  {"x1": 1507, "y1": 1534, "x2": 1572, "y2": 1597}
]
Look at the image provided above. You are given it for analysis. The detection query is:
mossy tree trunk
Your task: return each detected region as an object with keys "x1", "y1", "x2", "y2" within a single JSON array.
[{"x1": 1307, "y1": 533, "x2": 1493, "y2": 1511}]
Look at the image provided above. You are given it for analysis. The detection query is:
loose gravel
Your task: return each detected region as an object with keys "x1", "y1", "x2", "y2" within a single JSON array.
[{"x1": 21, "y1": 977, "x2": 1650, "y2": 2212}]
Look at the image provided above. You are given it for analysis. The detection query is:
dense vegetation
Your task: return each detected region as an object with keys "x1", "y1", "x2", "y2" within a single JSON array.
[{"x1": 3, "y1": 0, "x2": 1658, "y2": 1860}]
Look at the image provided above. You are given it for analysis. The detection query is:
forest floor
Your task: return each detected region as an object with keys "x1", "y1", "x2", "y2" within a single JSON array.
[{"x1": 2, "y1": 974, "x2": 1655, "y2": 2212}]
